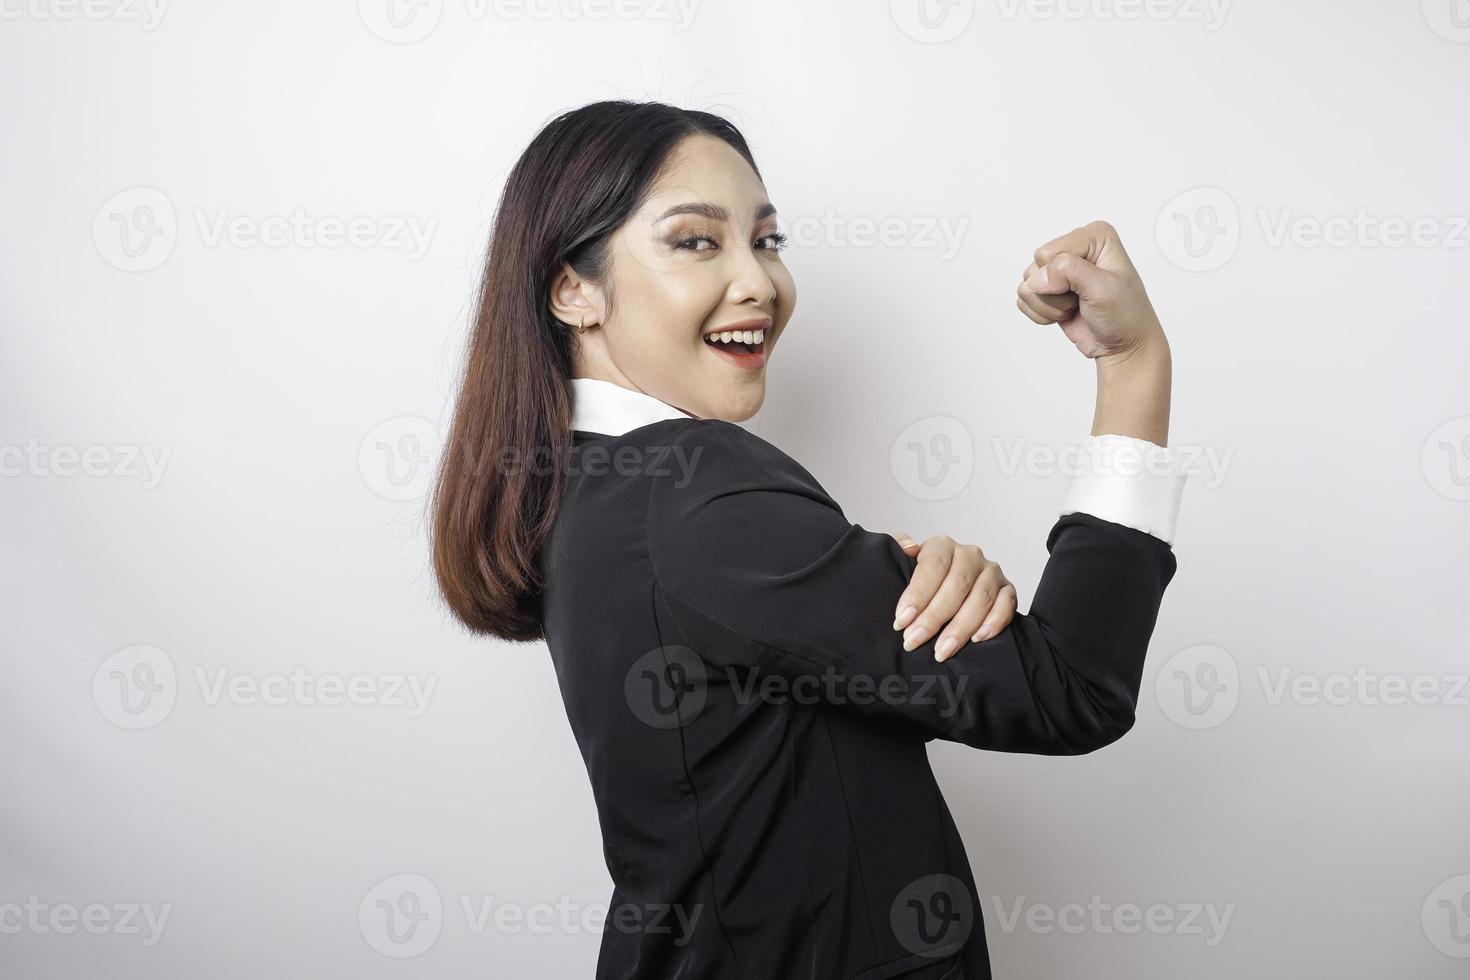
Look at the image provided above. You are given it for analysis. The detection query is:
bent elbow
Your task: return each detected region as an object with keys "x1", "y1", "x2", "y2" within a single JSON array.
[
  {"x1": 1065, "y1": 701, "x2": 1138, "y2": 755},
  {"x1": 1085, "y1": 713, "x2": 1137, "y2": 754}
]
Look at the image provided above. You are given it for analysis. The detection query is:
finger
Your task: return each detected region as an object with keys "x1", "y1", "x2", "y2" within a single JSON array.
[
  {"x1": 902, "y1": 544, "x2": 984, "y2": 652},
  {"x1": 1033, "y1": 220, "x2": 1116, "y2": 269},
  {"x1": 894, "y1": 535, "x2": 955, "y2": 630},
  {"x1": 971, "y1": 582, "x2": 1018, "y2": 643},
  {"x1": 1018, "y1": 259, "x2": 1080, "y2": 320},
  {"x1": 887, "y1": 530, "x2": 920, "y2": 553},
  {"x1": 934, "y1": 566, "x2": 1008, "y2": 662},
  {"x1": 1017, "y1": 281, "x2": 1078, "y2": 324},
  {"x1": 1026, "y1": 251, "x2": 1111, "y2": 300}
]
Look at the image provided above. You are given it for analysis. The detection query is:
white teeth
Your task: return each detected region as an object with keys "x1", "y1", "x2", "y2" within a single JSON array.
[{"x1": 705, "y1": 328, "x2": 767, "y2": 345}]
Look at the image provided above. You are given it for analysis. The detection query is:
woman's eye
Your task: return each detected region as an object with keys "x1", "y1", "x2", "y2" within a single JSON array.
[{"x1": 673, "y1": 231, "x2": 788, "y2": 253}]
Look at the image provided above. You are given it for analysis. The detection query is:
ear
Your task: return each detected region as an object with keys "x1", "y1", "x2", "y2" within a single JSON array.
[{"x1": 548, "y1": 262, "x2": 600, "y2": 330}]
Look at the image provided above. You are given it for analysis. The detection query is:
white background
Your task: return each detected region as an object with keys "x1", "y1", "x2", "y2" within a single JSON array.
[{"x1": 2, "y1": 0, "x2": 1468, "y2": 976}]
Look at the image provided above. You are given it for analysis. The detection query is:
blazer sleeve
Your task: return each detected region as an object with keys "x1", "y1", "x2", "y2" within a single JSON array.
[{"x1": 645, "y1": 420, "x2": 1180, "y2": 755}]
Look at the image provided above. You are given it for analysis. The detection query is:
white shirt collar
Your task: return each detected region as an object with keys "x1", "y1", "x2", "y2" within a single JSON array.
[{"x1": 569, "y1": 377, "x2": 696, "y2": 436}]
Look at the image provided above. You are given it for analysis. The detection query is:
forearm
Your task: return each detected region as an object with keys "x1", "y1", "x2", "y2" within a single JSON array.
[{"x1": 1091, "y1": 330, "x2": 1172, "y2": 446}]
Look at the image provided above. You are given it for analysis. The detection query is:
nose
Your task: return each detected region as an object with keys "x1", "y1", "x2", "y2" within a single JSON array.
[{"x1": 725, "y1": 244, "x2": 779, "y2": 308}]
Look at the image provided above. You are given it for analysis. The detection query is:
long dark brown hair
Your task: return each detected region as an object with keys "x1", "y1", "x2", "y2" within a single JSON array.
[{"x1": 430, "y1": 99, "x2": 762, "y2": 641}]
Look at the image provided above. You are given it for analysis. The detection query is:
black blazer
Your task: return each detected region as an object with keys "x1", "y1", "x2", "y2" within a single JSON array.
[{"x1": 540, "y1": 417, "x2": 1179, "y2": 979}]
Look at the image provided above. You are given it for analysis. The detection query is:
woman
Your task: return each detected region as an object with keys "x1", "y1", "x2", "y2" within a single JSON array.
[{"x1": 431, "y1": 100, "x2": 1185, "y2": 979}]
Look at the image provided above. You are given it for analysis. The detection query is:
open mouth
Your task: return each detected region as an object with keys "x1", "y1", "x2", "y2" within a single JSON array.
[{"x1": 702, "y1": 327, "x2": 767, "y2": 356}]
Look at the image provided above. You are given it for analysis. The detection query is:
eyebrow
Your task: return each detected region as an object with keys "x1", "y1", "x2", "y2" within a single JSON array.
[{"x1": 656, "y1": 201, "x2": 778, "y2": 223}]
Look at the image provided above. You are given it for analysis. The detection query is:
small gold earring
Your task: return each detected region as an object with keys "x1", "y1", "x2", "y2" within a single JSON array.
[{"x1": 577, "y1": 316, "x2": 586, "y2": 335}]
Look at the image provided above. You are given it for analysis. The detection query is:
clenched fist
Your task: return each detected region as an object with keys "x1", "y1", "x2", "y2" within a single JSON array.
[{"x1": 1017, "y1": 220, "x2": 1166, "y2": 363}]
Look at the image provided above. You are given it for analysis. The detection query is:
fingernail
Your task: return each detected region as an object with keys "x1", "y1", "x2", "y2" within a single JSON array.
[
  {"x1": 974, "y1": 625, "x2": 993, "y2": 642},
  {"x1": 935, "y1": 636, "x2": 957, "y2": 661},
  {"x1": 893, "y1": 606, "x2": 917, "y2": 630},
  {"x1": 902, "y1": 625, "x2": 928, "y2": 651}
]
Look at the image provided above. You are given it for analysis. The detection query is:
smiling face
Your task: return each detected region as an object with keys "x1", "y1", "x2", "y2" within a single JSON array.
[{"x1": 550, "y1": 133, "x2": 796, "y2": 422}]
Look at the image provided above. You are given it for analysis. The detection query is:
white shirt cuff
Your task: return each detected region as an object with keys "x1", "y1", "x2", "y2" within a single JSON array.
[{"x1": 1058, "y1": 433, "x2": 1188, "y2": 546}]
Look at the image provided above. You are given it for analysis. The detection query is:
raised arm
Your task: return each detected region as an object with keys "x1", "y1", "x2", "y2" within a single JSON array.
[
  {"x1": 646, "y1": 420, "x2": 1181, "y2": 755},
  {"x1": 647, "y1": 221, "x2": 1185, "y2": 755}
]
